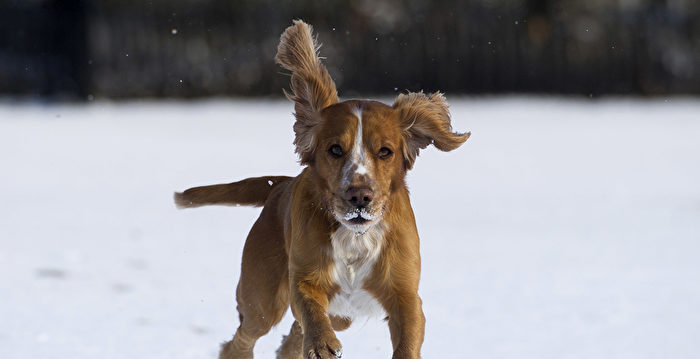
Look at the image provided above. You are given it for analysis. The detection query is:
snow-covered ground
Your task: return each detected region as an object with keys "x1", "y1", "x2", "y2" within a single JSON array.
[{"x1": 1, "y1": 97, "x2": 699, "y2": 359}]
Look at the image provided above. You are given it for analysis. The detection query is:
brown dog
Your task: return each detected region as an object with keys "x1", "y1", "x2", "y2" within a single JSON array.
[{"x1": 175, "y1": 20, "x2": 469, "y2": 359}]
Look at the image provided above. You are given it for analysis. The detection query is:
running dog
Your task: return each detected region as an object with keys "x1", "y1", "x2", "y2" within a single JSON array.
[{"x1": 175, "y1": 20, "x2": 470, "y2": 359}]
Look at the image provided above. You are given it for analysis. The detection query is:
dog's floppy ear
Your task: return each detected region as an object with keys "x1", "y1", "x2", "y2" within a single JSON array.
[
  {"x1": 275, "y1": 20, "x2": 339, "y2": 164},
  {"x1": 393, "y1": 91, "x2": 470, "y2": 170}
]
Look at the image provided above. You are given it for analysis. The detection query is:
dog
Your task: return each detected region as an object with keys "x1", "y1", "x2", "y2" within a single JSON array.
[{"x1": 175, "y1": 20, "x2": 470, "y2": 359}]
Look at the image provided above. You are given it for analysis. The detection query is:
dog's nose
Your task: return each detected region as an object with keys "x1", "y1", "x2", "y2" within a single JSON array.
[{"x1": 344, "y1": 187, "x2": 374, "y2": 207}]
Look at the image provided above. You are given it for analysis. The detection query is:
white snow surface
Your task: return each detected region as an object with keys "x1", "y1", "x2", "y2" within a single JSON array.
[{"x1": 1, "y1": 97, "x2": 699, "y2": 359}]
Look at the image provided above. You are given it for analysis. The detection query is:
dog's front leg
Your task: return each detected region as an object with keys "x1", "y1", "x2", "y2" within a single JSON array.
[
  {"x1": 291, "y1": 279, "x2": 342, "y2": 359},
  {"x1": 387, "y1": 292, "x2": 426, "y2": 359}
]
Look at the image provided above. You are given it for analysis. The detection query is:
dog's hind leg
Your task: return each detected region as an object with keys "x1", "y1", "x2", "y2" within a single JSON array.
[
  {"x1": 219, "y1": 257, "x2": 289, "y2": 359},
  {"x1": 276, "y1": 321, "x2": 303, "y2": 359},
  {"x1": 218, "y1": 202, "x2": 290, "y2": 359}
]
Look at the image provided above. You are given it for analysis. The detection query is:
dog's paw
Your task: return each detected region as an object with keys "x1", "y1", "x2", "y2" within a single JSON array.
[{"x1": 304, "y1": 332, "x2": 342, "y2": 359}]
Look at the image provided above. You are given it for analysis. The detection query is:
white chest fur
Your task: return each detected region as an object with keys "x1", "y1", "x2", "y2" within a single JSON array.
[{"x1": 327, "y1": 223, "x2": 386, "y2": 319}]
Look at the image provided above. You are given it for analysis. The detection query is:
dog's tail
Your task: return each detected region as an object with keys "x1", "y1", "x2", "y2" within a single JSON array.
[{"x1": 174, "y1": 176, "x2": 292, "y2": 209}]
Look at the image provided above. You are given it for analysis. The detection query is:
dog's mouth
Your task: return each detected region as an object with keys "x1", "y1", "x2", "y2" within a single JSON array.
[
  {"x1": 347, "y1": 216, "x2": 369, "y2": 225},
  {"x1": 344, "y1": 208, "x2": 374, "y2": 221},
  {"x1": 337, "y1": 207, "x2": 378, "y2": 232}
]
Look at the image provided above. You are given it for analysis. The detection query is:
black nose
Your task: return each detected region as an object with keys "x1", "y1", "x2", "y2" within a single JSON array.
[{"x1": 344, "y1": 187, "x2": 374, "y2": 207}]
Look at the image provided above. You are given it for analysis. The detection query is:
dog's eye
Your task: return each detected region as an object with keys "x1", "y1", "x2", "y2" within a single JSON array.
[
  {"x1": 378, "y1": 147, "x2": 393, "y2": 159},
  {"x1": 328, "y1": 145, "x2": 344, "y2": 158}
]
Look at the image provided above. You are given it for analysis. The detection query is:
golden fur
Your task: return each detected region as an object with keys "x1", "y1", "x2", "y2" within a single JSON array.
[{"x1": 175, "y1": 20, "x2": 469, "y2": 359}]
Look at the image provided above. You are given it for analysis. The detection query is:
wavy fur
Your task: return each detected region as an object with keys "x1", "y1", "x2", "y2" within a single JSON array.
[
  {"x1": 275, "y1": 20, "x2": 339, "y2": 164},
  {"x1": 393, "y1": 91, "x2": 471, "y2": 169}
]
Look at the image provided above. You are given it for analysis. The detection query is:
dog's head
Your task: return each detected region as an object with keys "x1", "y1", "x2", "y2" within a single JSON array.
[{"x1": 276, "y1": 20, "x2": 470, "y2": 233}]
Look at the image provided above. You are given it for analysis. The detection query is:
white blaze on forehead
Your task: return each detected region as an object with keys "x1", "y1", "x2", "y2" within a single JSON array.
[
  {"x1": 342, "y1": 107, "x2": 371, "y2": 183},
  {"x1": 351, "y1": 107, "x2": 364, "y2": 164}
]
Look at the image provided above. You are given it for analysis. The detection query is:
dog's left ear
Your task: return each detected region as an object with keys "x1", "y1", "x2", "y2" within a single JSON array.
[{"x1": 393, "y1": 91, "x2": 470, "y2": 170}]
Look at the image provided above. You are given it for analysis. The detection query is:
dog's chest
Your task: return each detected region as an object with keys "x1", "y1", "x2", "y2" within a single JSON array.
[{"x1": 327, "y1": 225, "x2": 386, "y2": 319}]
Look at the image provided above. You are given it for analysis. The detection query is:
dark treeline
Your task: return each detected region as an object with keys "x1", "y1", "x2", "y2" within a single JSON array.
[{"x1": 1, "y1": 0, "x2": 698, "y2": 99}]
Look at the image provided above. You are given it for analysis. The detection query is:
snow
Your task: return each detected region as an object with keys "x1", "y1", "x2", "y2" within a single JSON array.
[
  {"x1": 1, "y1": 97, "x2": 699, "y2": 359},
  {"x1": 345, "y1": 211, "x2": 360, "y2": 220}
]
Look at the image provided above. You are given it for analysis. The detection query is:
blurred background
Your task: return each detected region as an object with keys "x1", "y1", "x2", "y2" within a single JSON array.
[
  {"x1": 2, "y1": 1, "x2": 700, "y2": 359},
  {"x1": 1, "y1": 0, "x2": 699, "y2": 100}
]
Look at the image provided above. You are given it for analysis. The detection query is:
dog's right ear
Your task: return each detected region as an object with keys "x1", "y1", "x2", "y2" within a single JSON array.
[
  {"x1": 394, "y1": 91, "x2": 470, "y2": 170},
  {"x1": 275, "y1": 20, "x2": 339, "y2": 164}
]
